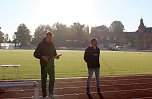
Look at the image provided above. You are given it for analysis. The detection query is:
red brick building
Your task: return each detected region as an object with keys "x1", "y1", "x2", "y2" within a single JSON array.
[
  {"x1": 134, "y1": 18, "x2": 152, "y2": 50},
  {"x1": 90, "y1": 18, "x2": 152, "y2": 50}
]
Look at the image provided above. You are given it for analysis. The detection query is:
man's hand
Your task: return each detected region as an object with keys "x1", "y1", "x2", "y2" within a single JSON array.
[
  {"x1": 55, "y1": 54, "x2": 62, "y2": 59},
  {"x1": 56, "y1": 55, "x2": 60, "y2": 59},
  {"x1": 42, "y1": 56, "x2": 49, "y2": 61}
]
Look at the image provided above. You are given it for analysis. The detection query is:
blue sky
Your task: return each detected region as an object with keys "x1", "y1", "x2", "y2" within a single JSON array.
[{"x1": 0, "y1": 0, "x2": 152, "y2": 39}]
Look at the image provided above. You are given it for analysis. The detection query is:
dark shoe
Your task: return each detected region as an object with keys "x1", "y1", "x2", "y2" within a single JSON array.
[
  {"x1": 86, "y1": 88, "x2": 90, "y2": 94},
  {"x1": 42, "y1": 96, "x2": 47, "y2": 99},
  {"x1": 97, "y1": 88, "x2": 101, "y2": 94}
]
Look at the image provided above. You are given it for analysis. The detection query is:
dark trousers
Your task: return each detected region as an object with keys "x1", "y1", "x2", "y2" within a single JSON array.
[{"x1": 41, "y1": 60, "x2": 55, "y2": 97}]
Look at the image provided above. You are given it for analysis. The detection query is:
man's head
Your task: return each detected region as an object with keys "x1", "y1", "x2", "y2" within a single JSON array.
[
  {"x1": 45, "y1": 32, "x2": 53, "y2": 43},
  {"x1": 91, "y1": 38, "x2": 98, "y2": 47}
]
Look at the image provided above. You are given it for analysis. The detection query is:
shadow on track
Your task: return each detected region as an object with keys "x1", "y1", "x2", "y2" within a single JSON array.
[
  {"x1": 86, "y1": 93, "x2": 93, "y2": 99},
  {"x1": 98, "y1": 92, "x2": 104, "y2": 99},
  {"x1": 86, "y1": 93, "x2": 104, "y2": 99}
]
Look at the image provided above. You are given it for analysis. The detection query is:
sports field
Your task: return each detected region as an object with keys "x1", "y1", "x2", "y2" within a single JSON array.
[{"x1": 0, "y1": 50, "x2": 152, "y2": 80}]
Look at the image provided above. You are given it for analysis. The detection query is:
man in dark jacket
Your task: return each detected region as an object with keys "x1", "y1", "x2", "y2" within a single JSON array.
[
  {"x1": 84, "y1": 38, "x2": 101, "y2": 94},
  {"x1": 34, "y1": 32, "x2": 60, "y2": 99}
]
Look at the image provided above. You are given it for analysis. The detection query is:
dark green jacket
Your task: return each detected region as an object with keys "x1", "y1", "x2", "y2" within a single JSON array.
[
  {"x1": 84, "y1": 46, "x2": 100, "y2": 68},
  {"x1": 34, "y1": 39, "x2": 57, "y2": 66}
]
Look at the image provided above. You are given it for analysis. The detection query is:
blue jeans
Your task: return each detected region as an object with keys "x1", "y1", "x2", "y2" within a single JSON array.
[{"x1": 87, "y1": 68, "x2": 100, "y2": 89}]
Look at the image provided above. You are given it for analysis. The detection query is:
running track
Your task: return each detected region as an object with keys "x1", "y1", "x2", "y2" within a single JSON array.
[{"x1": 0, "y1": 74, "x2": 152, "y2": 99}]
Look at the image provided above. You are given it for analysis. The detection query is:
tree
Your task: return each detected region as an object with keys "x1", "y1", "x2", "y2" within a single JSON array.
[
  {"x1": 81, "y1": 26, "x2": 89, "y2": 47},
  {"x1": 0, "y1": 27, "x2": 4, "y2": 43},
  {"x1": 71, "y1": 22, "x2": 84, "y2": 41},
  {"x1": 3, "y1": 34, "x2": 9, "y2": 43},
  {"x1": 32, "y1": 22, "x2": 90, "y2": 47},
  {"x1": 52, "y1": 22, "x2": 70, "y2": 46},
  {"x1": 13, "y1": 24, "x2": 32, "y2": 47},
  {"x1": 70, "y1": 22, "x2": 88, "y2": 47},
  {"x1": 91, "y1": 25, "x2": 110, "y2": 34},
  {"x1": 89, "y1": 25, "x2": 110, "y2": 44},
  {"x1": 32, "y1": 25, "x2": 53, "y2": 45},
  {"x1": 109, "y1": 21, "x2": 124, "y2": 32}
]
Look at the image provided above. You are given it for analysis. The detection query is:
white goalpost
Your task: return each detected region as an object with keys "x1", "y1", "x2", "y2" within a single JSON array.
[{"x1": 0, "y1": 81, "x2": 39, "y2": 99}]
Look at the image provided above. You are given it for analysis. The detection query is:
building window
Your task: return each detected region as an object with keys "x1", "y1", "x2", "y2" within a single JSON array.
[
  {"x1": 101, "y1": 36, "x2": 104, "y2": 40},
  {"x1": 107, "y1": 37, "x2": 109, "y2": 40},
  {"x1": 114, "y1": 36, "x2": 116, "y2": 41}
]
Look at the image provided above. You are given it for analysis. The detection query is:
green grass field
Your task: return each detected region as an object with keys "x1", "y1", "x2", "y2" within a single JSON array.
[{"x1": 0, "y1": 50, "x2": 152, "y2": 80}]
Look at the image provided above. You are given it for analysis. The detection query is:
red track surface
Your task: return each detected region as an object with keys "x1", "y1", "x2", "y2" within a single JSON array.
[{"x1": 1, "y1": 74, "x2": 152, "y2": 99}]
